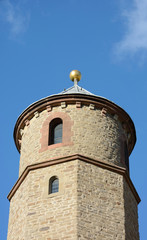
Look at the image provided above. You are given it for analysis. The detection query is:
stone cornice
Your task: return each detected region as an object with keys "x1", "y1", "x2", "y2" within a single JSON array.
[
  {"x1": 7, "y1": 154, "x2": 140, "y2": 204},
  {"x1": 13, "y1": 94, "x2": 136, "y2": 154}
]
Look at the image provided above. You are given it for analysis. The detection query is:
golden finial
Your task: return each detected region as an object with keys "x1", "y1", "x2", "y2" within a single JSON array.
[{"x1": 69, "y1": 70, "x2": 81, "y2": 82}]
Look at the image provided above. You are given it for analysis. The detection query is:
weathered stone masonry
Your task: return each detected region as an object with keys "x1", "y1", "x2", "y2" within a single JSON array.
[{"x1": 7, "y1": 80, "x2": 140, "y2": 240}]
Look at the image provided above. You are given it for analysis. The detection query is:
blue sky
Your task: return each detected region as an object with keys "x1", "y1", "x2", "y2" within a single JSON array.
[{"x1": 0, "y1": 0, "x2": 147, "y2": 239}]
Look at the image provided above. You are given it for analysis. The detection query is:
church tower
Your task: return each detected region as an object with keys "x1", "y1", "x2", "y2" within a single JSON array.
[{"x1": 7, "y1": 70, "x2": 140, "y2": 240}]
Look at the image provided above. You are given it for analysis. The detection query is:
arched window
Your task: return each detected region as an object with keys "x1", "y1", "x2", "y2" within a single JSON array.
[
  {"x1": 49, "y1": 118, "x2": 63, "y2": 145},
  {"x1": 49, "y1": 176, "x2": 59, "y2": 194}
]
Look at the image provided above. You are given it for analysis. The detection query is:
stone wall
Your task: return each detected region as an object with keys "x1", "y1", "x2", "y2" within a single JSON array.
[
  {"x1": 77, "y1": 160, "x2": 125, "y2": 240},
  {"x1": 7, "y1": 98, "x2": 140, "y2": 240},
  {"x1": 7, "y1": 161, "x2": 78, "y2": 240},
  {"x1": 19, "y1": 104, "x2": 126, "y2": 175},
  {"x1": 7, "y1": 159, "x2": 139, "y2": 240},
  {"x1": 124, "y1": 178, "x2": 140, "y2": 240}
]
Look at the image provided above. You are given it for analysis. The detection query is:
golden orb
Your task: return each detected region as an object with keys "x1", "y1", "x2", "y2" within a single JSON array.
[{"x1": 69, "y1": 70, "x2": 81, "y2": 82}]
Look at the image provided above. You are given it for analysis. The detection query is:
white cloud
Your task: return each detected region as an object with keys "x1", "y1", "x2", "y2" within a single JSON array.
[
  {"x1": 115, "y1": 0, "x2": 147, "y2": 57},
  {"x1": 0, "y1": 0, "x2": 30, "y2": 37}
]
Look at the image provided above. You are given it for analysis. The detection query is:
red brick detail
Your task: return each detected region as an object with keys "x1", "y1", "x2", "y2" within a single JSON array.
[
  {"x1": 46, "y1": 105, "x2": 52, "y2": 112},
  {"x1": 76, "y1": 101, "x2": 81, "y2": 108},
  {"x1": 39, "y1": 112, "x2": 74, "y2": 153},
  {"x1": 25, "y1": 119, "x2": 30, "y2": 126},
  {"x1": 101, "y1": 108, "x2": 107, "y2": 116}
]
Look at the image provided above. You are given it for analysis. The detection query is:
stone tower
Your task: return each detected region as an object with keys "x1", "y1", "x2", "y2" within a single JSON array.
[{"x1": 7, "y1": 70, "x2": 140, "y2": 240}]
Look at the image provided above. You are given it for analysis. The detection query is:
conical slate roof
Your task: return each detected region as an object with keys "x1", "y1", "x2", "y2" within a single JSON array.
[{"x1": 59, "y1": 82, "x2": 95, "y2": 96}]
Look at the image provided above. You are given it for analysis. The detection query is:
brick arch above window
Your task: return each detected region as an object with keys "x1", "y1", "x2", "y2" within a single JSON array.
[{"x1": 39, "y1": 112, "x2": 74, "y2": 153}]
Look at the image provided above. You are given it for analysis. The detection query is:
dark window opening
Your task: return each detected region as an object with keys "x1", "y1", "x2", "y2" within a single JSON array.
[
  {"x1": 49, "y1": 176, "x2": 59, "y2": 194},
  {"x1": 124, "y1": 141, "x2": 129, "y2": 171},
  {"x1": 49, "y1": 118, "x2": 63, "y2": 145}
]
